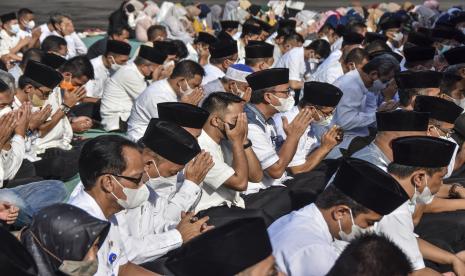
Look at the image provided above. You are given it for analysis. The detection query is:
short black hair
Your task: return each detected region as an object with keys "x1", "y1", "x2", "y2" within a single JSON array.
[
  {"x1": 327, "y1": 234, "x2": 412, "y2": 276},
  {"x1": 109, "y1": 25, "x2": 131, "y2": 37},
  {"x1": 79, "y1": 135, "x2": 139, "y2": 189},
  {"x1": 315, "y1": 185, "x2": 370, "y2": 217},
  {"x1": 59, "y1": 55, "x2": 94, "y2": 80},
  {"x1": 147, "y1": 25, "x2": 166, "y2": 41},
  {"x1": 387, "y1": 163, "x2": 442, "y2": 178},
  {"x1": 365, "y1": 40, "x2": 391, "y2": 55},
  {"x1": 306, "y1": 39, "x2": 331, "y2": 59},
  {"x1": 440, "y1": 73, "x2": 462, "y2": 97},
  {"x1": 344, "y1": 48, "x2": 369, "y2": 66},
  {"x1": 249, "y1": 86, "x2": 276, "y2": 105},
  {"x1": 170, "y1": 60, "x2": 205, "y2": 79},
  {"x1": 210, "y1": 54, "x2": 236, "y2": 66},
  {"x1": 245, "y1": 57, "x2": 272, "y2": 67},
  {"x1": 20, "y1": 48, "x2": 43, "y2": 68},
  {"x1": 283, "y1": 32, "x2": 304, "y2": 45},
  {"x1": 18, "y1": 75, "x2": 39, "y2": 90},
  {"x1": 201, "y1": 92, "x2": 244, "y2": 114},
  {"x1": 171, "y1": 39, "x2": 188, "y2": 60},
  {"x1": 398, "y1": 88, "x2": 421, "y2": 107},
  {"x1": 362, "y1": 54, "x2": 399, "y2": 76},
  {"x1": 49, "y1": 12, "x2": 71, "y2": 27},
  {"x1": 18, "y1": 8, "x2": 34, "y2": 18},
  {"x1": 41, "y1": 35, "x2": 67, "y2": 53}
]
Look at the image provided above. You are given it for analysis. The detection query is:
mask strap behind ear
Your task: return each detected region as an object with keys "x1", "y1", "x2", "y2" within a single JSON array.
[{"x1": 151, "y1": 160, "x2": 162, "y2": 178}]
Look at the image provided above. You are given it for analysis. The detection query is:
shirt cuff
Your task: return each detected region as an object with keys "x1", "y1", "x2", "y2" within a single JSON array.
[
  {"x1": 179, "y1": 180, "x2": 201, "y2": 196},
  {"x1": 11, "y1": 134, "x2": 25, "y2": 143}
]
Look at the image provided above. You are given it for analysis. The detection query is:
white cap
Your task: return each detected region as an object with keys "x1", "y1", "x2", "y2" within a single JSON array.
[{"x1": 225, "y1": 64, "x2": 254, "y2": 83}]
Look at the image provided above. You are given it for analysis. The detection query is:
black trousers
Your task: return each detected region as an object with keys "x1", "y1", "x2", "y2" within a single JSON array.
[
  {"x1": 33, "y1": 140, "x2": 85, "y2": 181},
  {"x1": 196, "y1": 205, "x2": 265, "y2": 228},
  {"x1": 70, "y1": 101, "x2": 101, "y2": 121},
  {"x1": 242, "y1": 186, "x2": 293, "y2": 226},
  {"x1": 3, "y1": 159, "x2": 43, "y2": 188}
]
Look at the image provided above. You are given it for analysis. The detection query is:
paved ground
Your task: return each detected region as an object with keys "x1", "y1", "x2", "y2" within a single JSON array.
[{"x1": 0, "y1": 0, "x2": 463, "y2": 31}]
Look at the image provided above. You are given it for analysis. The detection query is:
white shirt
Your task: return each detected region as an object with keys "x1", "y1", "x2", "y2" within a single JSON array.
[
  {"x1": 312, "y1": 60, "x2": 344, "y2": 84},
  {"x1": 312, "y1": 49, "x2": 342, "y2": 79},
  {"x1": 34, "y1": 87, "x2": 73, "y2": 154},
  {"x1": 268, "y1": 203, "x2": 340, "y2": 276},
  {"x1": 195, "y1": 131, "x2": 244, "y2": 213},
  {"x1": 245, "y1": 104, "x2": 289, "y2": 191},
  {"x1": 273, "y1": 106, "x2": 319, "y2": 167},
  {"x1": 0, "y1": 135, "x2": 25, "y2": 187},
  {"x1": 115, "y1": 181, "x2": 201, "y2": 264},
  {"x1": 85, "y1": 55, "x2": 110, "y2": 98},
  {"x1": 101, "y1": 62, "x2": 147, "y2": 131},
  {"x1": 333, "y1": 69, "x2": 377, "y2": 141},
  {"x1": 237, "y1": 39, "x2": 246, "y2": 61},
  {"x1": 331, "y1": 37, "x2": 343, "y2": 52},
  {"x1": 351, "y1": 142, "x2": 390, "y2": 171},
  {"x1": 202, "y1": 63, "x2": 225, "y2": 85},
  {"x1": 127, "y1": 78, "x2": 178, "y2": 141},
  {"x1": 17, "y1": 28, "x2": 31, "y2": 40},
  {"x1": 271, "y1": 44, "x2": 282, "y2": 68},
  {"x1": 39, "y1": 24, "x2": 53, "y2": 43},
  {"x1": 8, "y1": 64, "x2": 22, "y2": 86},
  {"x1": 276, "y1": 47, "x2": 305, "y2": 82},
  {"x1": 68, "y1": 189, "x2": 128, "y2": 276},
  {"x1": 376, "y1": 201, "x2": 425, "y2": 271},
  {"x1": 0, "y1": 29, "x2": 20, "y2": 56}
]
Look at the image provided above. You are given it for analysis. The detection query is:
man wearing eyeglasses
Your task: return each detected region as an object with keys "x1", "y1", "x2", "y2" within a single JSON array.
[{"x1": 244, "y1": 68, "x2": 313, "y2": 193}]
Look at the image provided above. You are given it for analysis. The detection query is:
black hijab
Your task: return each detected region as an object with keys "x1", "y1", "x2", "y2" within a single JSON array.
[
  {"x1": 0, "y1": 226, "x2": 38, "y2": 276},
  {"x1": 21, "y1": 204, "x2": 110, "y2": 276}
]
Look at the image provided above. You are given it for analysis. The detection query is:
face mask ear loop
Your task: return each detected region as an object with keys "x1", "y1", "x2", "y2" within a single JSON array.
[
  {"x1": 151, "y1": 160, "x2": 162, "y2": 178},
  {"x1": 348, "y1": 208, "x2": 355, "y2": 226}
]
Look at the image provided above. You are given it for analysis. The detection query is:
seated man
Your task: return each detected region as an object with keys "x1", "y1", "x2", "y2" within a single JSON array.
[
  {"x1": 8, "y1": 48, "x2": 43, "y2": 86},
  {"x1": 268, "y1": 158, "x2": 409, "y2": 276},
  {"x1": 0, "y1": 12, "x2": 30, "y2": 62},
  {"x1": 100, "y1": 45, "x2": 167, "y2": 131},
  {"x1": 87, "y1": 25, "x2": 130, "y2": 60},
  {"x1": 403, "y1": 46, "x2": 436, "y2": 71},
  {"x1": 243, "y1": 40, "x2": 274, "y2": 72},
  {"x1": 15, "y1": 60, "x2": 84, "y2": 180},
  {"x1": 127, "y1": 60, "x2": 205, "y2": 141},
  {"x1": 202, "y1": 40, "x2": 238, "y2": 85},
  {"x1": 69, "y1": 135, "x2": 191, "y2": 276},
  {"x1": 195, "y1": 92, "x2": 291, "y2": 227},
  {"x1": 396, "y1": 70, "x2": 443, "y2": 110},
  {"x1": 379, "y1": 136, "x2": 465, "y2": 275},
  {"x1": 327, "y1": 54, "x2": 400, "y2": 159},
  {"x1": 186, "y1": 31, "x2": 217, "y2": 66},
  {"x1": 116, "y1": 118, "x2": 214, "y2": 266},
  {"x1": 85, "y1": 40, "x2": 131, "y2": 104},
  {"x1": 244, "y1": 68, "x2": 312, "y2": 192},
  {"x1": 166, "y1": 218, "x2": 281, "y2": 276},
  {"x1": 40, "y1": 35, "x2": 68, "y2": 58}
]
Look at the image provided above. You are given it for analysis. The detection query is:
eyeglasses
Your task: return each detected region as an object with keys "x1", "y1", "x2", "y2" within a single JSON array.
[
  {"x1": 99, "y1": 173, "x2": 143, "y2": 186},
  {"x1": 435, "y1": 125, "x2": 454, "y2": 138},
  {"x1": 272, "y1": 88, "x2": 294, "y2": 97},
  {"x1": 35, "y1": 86, "x2": 52, "y2": 98}
]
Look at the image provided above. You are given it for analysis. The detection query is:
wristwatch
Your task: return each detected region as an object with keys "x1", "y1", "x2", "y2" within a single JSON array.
[
  {"x1": 243, "y1": 139, "x2": 252, "y2": 149},
  {"x1": 60, "y1": 104, "x2": 71, "y2": 115}
]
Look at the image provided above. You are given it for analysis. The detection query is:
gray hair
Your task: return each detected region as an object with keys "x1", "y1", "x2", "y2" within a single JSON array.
[{"x1": 0, "y1": 70, "x2": 16, "y2": 92}]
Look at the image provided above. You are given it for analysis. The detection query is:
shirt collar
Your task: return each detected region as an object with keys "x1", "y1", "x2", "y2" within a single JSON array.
[
  {"x1": 130, "y1": 62, "x2": 145, "y2": 80},
  {"x1": 74, "y1": 189, "x2": 108, "y2": 221},
  {"x1": 308, "y1": 203, "x2": 334, "y2": 242},
  {"x1": 245, "y1": 103, "x2": 269, "y2": 126}
]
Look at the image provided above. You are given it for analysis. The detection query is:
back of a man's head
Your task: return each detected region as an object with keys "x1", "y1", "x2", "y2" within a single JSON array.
[
  {"x1": 41, "y1": 35, "x2": 67, "y2": 53},
  {"x1": 201, "y1": 92, "x2": 244, "y2": 115},
  {"x1": 327, "y1": 234, "x2": 412, "y2": 276},
  {"x1": 79, "y1": 135, "x2": 138, "y2": 189},
  {"x1": 170, "y1": 60, "x2": 205, "y2": 80},
  {"x1": 59, "y1": 55, "x2": 94, "y2": 80},
  {"x1": 362, "y1": 54, "x2": 400, "y2": 76}
]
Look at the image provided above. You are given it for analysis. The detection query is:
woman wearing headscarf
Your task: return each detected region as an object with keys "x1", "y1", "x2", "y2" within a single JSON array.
[
  {"x1": 0, "y1": 225, "x2": 37, "y2": 276},
  {"x1": 20, "y1": 204, "x2": 110, "y2": 276}
]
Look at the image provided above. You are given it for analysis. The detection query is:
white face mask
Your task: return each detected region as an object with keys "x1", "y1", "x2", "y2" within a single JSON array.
[
  {"x1": 370, "y1": 79, "x2": 388, "y2": 92},
  {"x1": 26, "y1": 20, "x2": 35, "y2": 30},
  {"x1": 392, "y1": 32, "x2": 404, "y2": 42},
  {"x1": 0, "y1": 106, "x2": 12, "y2": 117},
  {"x1": 233, "y1": 82, "x2": 245, "y2": 99},
  {"x1": 111, "y1": 176, "x2": 149, "y2": 209},
  {"x1": 9, "y1": 23, "x2": 20, "y2": 34},
  {"x1": 271, "y1": 94, "x2": 295, "y2": 113},
  {"x1": 411, "y1": 175, "x2": 434, "y2": 205},
  {"x1": 314, "y1": 109, "x2": 333, "y2": 126},
  {"x1": 338, "y1": 209, "x2": 375, "y2": 242},
  {"x1": 179, "y1": 80, "x2": 195, "y2": 96},
  {"x1": 109, "y1": 56, "x2": 123, "y2": 71},
  {"x1": 453, "y1": 98, "x2": 465, "y2": 109},
  {"x1": 145, "y1": 160, "x2": 178, "y2": 191}
]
